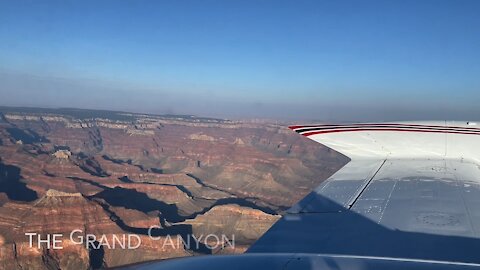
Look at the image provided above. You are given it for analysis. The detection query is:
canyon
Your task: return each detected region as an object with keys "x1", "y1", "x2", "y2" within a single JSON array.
[{"x1": 0, "y1": 107, "x2": 348, "y2": 269}]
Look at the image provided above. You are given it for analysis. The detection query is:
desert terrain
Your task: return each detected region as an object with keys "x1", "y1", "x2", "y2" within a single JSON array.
[{"x1": 0, "y1": 107, "x2": 348, "y2": 269}]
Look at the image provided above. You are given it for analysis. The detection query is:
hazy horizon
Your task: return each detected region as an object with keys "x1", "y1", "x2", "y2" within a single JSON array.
[{"x1": 1, "y1": 1, "x2": 480, "y2": 121}]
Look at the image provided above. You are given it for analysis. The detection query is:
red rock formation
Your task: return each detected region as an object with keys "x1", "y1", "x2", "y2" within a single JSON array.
[{"x1": 0, "y1": 109, "x2": 348, "y2": 268}]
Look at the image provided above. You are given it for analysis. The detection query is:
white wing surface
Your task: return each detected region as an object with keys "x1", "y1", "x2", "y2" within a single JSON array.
[{"x1": 248, "y1": 121, "x2": 480, "y2": 265}]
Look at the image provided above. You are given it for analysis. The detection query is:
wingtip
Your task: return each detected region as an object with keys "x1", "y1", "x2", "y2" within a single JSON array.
[{"x1": 288, "y1": 125, "x2": 303, "y2": 130}]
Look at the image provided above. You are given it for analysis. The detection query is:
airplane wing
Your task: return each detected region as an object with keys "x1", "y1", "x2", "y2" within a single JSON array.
[{"x1": 126, "y1": 121, "x2": 480, "y2": 270}]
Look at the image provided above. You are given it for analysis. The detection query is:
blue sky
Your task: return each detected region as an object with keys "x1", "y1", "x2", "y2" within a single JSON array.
[{"x1": 0, "y1": 0, "x2": 479, "y2": 121}]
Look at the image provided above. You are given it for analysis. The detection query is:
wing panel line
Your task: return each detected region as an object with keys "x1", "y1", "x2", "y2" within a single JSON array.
[{"x1": 347, "y1": 159, "x2": 387, "y2": 209}]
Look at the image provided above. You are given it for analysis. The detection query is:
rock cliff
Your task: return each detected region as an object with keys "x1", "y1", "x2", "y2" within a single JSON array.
[{"x1": 0, "y1": 107, "x2": 348, "y2": 269}]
